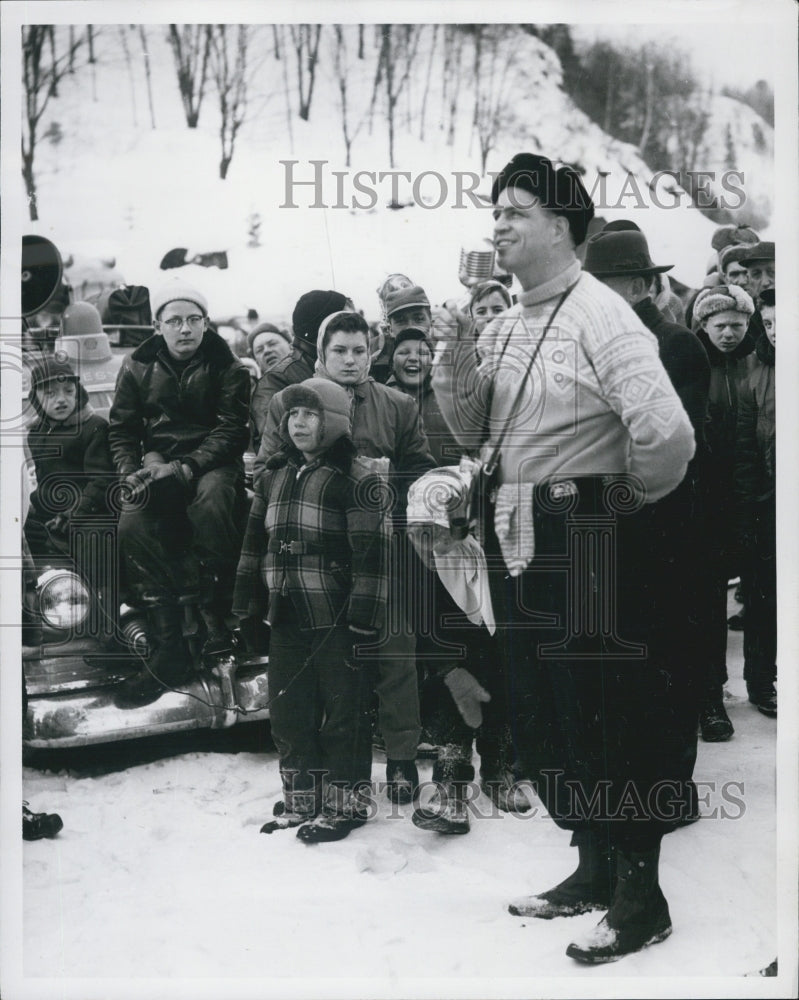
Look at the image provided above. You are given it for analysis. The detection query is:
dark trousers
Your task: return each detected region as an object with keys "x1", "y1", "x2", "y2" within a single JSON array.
[
  {"x1": 491, "y1": 476, "x2": 689, "y2": 852},
  {"x1": 117, "y1": 466, "x2": 244, "y2": 603},
  {"x1": 268, "y1": 606, "x2": 373, "y2": 804},
  {"x1": 743, "y1": 499, "x2": 777, "y2": 693}
]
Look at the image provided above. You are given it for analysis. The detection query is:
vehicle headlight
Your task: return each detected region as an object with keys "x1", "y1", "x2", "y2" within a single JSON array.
[{"x1": 36, "y1": 569, "x2": 90, "y2": 630}]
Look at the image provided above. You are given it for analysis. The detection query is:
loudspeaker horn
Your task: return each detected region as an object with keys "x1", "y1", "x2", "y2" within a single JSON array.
[{"x1": 21, "y1": 235, "x2": 63, "y2": 317}]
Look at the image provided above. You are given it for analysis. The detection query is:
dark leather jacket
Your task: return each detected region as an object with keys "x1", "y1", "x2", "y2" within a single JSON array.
[{"x1": 108, "y1": 329, "x2": 250, "y2": 477}]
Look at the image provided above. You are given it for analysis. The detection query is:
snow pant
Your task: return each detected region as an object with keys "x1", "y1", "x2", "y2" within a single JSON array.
[
  {"x1": 267, "y1": 602, "x2": 373, "y2": 810},
  {"x1": 490, "y1": 475, "x2": 688, "y2": 852},
  {"x1": 743, "y1": 498, "x2": 777, "y2": 694},
  {"x1": 363, "y1": 530, "x2": 421, "y2": 760},
  {"x1": 117, "y1": 465, "x2": 244, "y2": 605}
]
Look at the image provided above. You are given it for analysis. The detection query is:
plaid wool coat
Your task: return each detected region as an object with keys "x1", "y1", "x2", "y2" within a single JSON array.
[{"x1": 232, "y1": 445, "x2": 390, "y2": 632}]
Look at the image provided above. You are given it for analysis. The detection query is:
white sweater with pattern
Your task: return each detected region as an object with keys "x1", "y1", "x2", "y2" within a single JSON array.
[{"x1": 432, "y1": 260, "x2": 695, "y2": 503}]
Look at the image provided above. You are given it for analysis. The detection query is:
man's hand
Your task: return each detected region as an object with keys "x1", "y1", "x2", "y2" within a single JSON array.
[
  {"x1": 44, "y1": 513, "x2": 70, "y2": 537},
  {"x1": 444, "y1": 667, "x2": 491, "y2": 728}
]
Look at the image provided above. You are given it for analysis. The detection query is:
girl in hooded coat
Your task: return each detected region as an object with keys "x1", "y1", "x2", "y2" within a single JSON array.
[
  {"x1": 233, "y1": 377, "x2": 390, "y2": 843},
  {"x1": 25, "y1": 355, "x2": 114, "y2": 561}
]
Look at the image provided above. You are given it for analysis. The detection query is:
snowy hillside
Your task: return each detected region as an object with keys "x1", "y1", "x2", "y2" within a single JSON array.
[{"x1": 20, "y1": 24, "x2": 771, "y2": 319}]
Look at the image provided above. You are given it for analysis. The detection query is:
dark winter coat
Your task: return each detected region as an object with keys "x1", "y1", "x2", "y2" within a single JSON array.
[
  {"x1": 254, "y1": 377, "x2": 437, "y2": 521},
  {"x1": 232, "y1": 441, "x2": 390, "y2": 632},
  {"x1": 27, "y1": 397, "x2": 114, "y2": 520},
  {"x1": 735, "y1": 334, "x2": 775, "y2": 546},
  {"x1": 249, "y1": 342, "x2": 316, "y2": 446},
  {"x1": 108, "y1": 329, "x2": 250, "y2": 477},
  {"x1": 386, "y1": 373, "x2": 462, "y2": 466},
  {"x1": 633, "y1": 297, "x2": 710, "y2": 450},
  {"x1": 696, "y1": 327, "x2": 756, "y2": 555}
]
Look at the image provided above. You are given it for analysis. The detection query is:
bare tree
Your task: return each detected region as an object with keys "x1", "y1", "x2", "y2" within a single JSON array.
[
  {"x1": 119, "y1": 26, "x2": 139, "y2": 127},
  {"x1": 441, "y1": 26, "x2": 466, "y2": 146},
  {"x1": 207, "y1": 25, "x2": 251, "y2": 180},
  {"x1": 167, "y1": 24, "x2": 211, "y2": 128},
  {"x1": 22, "y1": 26, "x2": 85, "y2": 220},
  {"x1": 418, "y1": 24, "x2": 438, "y2": 141},
  {"x1": 470, "y1": 26, "x2": 517, "y2": 174},
  {"x1": 139, "y1": 26, "x2": 157, "y2": 128},
  {"x1": 330, "y1": 25, "x2": 370, "y2": 166},
  {"x1": 288, "y1": 24, "x2": 322, "y2": 121},
  {"x1": 375, "y1": 24, "x2": 423, "y2": 167}
]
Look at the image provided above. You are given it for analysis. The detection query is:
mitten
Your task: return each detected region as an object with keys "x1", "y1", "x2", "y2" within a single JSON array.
[{"x1": 444, "y1": 667, "x2": 491, "y2": 728}]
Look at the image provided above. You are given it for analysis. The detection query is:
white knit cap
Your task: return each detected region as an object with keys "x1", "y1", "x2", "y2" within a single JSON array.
[{"x1": 150, "y1": 283, "x2": 208, "y2": 319}]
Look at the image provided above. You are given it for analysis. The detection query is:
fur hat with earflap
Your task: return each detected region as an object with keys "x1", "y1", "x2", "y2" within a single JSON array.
[{"x1": 280, "y1": 377, "x2": 353, "y2": 454}]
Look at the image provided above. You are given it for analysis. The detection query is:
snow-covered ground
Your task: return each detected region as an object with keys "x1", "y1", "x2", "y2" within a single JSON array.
[{"x1": 18, "y1": 593, "x2": 784, "y2": 997}]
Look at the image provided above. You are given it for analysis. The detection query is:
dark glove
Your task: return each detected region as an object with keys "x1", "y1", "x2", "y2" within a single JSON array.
[{"x1": 444, "y1": 667, "x2": 491, "y2": 728}]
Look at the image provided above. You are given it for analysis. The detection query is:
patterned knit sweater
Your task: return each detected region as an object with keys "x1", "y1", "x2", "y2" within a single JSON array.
[{"x1": 432, "y1": 260, "x2": 696, "y2": 503}]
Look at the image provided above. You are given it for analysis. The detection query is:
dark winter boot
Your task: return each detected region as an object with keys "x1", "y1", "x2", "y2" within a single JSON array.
[
  {"x1": 480, "y1": 768, "x2": 533, "y2": 814},
  {"x1": 22, "y1": 802, "x2": 63, "y2": 841},
  {"x1": 296, "y1": 785, "x2": 369, "y2": 844},
  {"x1": 114, "y1": 604, "x2": 192, "y2": 708},
  {"x1": 509, "y1": 831, "x2": 616, "y2": 918},
  {"x1": 198, "y1": 565, "x2": 235, "y2": 657},
  {"x1": 260, "y1": 791, "x2": 317, "y2": 834},
  {"x1": 699, "y1": 695, "x2": 734, "y2": 741},
  {"x1": 747, "y1": 682, "x2": 777, "y2": 718},
  {"x1": 566, "y1": 844, "x2": 672, "y2": 963},
  {"x1": 412, "y1": 758, "x2": 474, "y2": 835},
  {"x1": 385, "y1": 759, "x2": 419, "y2": 805}
]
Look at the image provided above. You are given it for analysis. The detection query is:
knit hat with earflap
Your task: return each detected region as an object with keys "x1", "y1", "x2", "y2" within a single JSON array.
[
  {"x1": 27, "y1": 354, "x2": 88, "y2": 413},
  {"x1": 693, "y1": 284, "x2": 755, "y2": 325},
  {"x1": 282, "y1": 377, "x2": 353, "y2": 452},
  {"x1": 150, "y1": 283, "x2": 208, "y2": 319}
]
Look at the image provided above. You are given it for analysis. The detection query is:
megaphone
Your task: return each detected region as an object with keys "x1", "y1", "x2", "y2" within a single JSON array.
[{"x1": 21, "y1": 235, "x2": 63, "y2": 317}]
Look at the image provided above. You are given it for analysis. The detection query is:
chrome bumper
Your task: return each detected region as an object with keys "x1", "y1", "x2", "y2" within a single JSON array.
[{"x1": 23, "y1": 657, "x2": 270, "y2": 749}]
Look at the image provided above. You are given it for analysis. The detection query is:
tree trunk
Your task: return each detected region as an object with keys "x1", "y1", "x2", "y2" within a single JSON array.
[
  {"x1": 22, "y1": 149, "x2": 39, "y2": 221},
  {"x1": 139, "y1": 27, "x2": 157, "y2": 128},
  {"x1": 418, "y1": 24, "x2": 437, "y2": 141}
]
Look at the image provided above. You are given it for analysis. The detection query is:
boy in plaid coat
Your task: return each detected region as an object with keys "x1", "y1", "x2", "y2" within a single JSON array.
[{"x1": 233, "y1": 378, "x2": 390, "y2": 843}]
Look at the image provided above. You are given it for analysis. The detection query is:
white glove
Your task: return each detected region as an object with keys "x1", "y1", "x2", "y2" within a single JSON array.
[{"x1": 444, "y1": 667, "x2": 491, "y2": 728}]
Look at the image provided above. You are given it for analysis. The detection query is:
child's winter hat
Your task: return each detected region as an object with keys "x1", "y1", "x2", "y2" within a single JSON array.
[
  {"x1": 150, "y1": 283, "x2": 208, "y2": 319},
  {"x1": 29, "y1": 354, "x2": 80, "y2": 394},
  {"x1": 693, "y1": 284, "x2": 755, "y2": 325},
  {"x1": 282, "y1": 377, "x2": 353, "y2": 450},
  {"x1": 392, "y1": 326, "x2": 433, "y2": 351},
  {"x1": 292, "y1": 290, "x2": 349, "y2": 347}
]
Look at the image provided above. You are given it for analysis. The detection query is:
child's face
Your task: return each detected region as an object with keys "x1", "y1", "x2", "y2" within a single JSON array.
[
  {"x1": 761, "y1": 305, "x2": 775, "y2": 348},
  {"x1": 392, "y1": 338, "x2": 432, "y2": 389},
  {"x1": 704, "y1": 310, "x2": 748, "y2": 353},
  {"x1": 470, "y1": 290, "x2": 508, "y2": 334},
  {"x1": 36, "y1": 379, "x2": 77, "y2": 421},
  {"x1": 288, "y1": 406, "x2": 323, "y2": 458}
]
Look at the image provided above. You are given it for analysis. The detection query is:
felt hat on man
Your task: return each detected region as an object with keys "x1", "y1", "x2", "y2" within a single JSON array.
[{"x1": 583, "y1": 229, "x2": 673, "y2": 278}]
